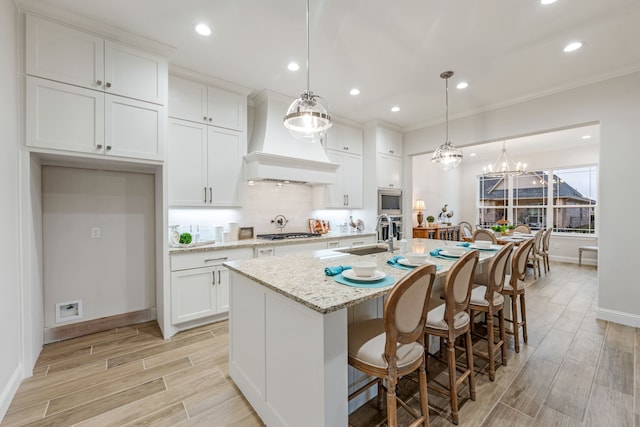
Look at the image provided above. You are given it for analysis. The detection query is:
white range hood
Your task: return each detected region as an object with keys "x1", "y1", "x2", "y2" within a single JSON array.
[{"x1": 244, "y1": 90, "x2": 339, "y2": 185}]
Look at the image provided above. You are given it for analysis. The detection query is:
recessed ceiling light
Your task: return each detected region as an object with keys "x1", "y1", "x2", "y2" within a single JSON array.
[
  {"x1": 469, "y1": 153, "x2": 477, "y2": 157},
  {"x1": 456, "y1": 82, "x2": 469, "y2": 90},
  {"x1": 287, "y1": 62, "x2": 300, "y2": 71},
  {"x1": 391, "y1": 106, "x2": 400, "y2": 112},
  {"x1": 563, "y1": 41, "x2": 583, "y2": 53},
  {"x1": 581, "y1": 135, "x2": 591, "y2": 139},
  {"x1": 540, "y1": 0, "x2": 557, "y2": 5},
  {"x1": 349, "y1": 88, "x2": 360, "y2": 96},
  {"x1": 195, "y1": 24, "x2": 211, "y2": 36}
]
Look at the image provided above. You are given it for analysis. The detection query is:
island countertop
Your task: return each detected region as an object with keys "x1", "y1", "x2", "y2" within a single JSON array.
[{"x1": 224, "y1": 239, "x2": 496, "y2": 314}]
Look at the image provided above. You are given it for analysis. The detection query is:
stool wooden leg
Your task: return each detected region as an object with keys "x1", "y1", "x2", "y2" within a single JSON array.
[
  {"x1": 465, "y1": 330, "x2": 476, "y2": 400},
  {"x1": 499, "y1": 309, "x2": 507, "y2": 366},
  {"x1": 486, "y1": 312, "x2": 496, "y2": 381},
  {"x1": 512, "y1": 296, "x2": 520, "y2": 353},
  {"x1": 447, "y1": 338, "x2": 459, "y2": 424},
  {"x1": 520, "y1": 293, "x2": 528, "y2": 343},
  {"x1": 418, "y1": 357, "x2": 429, "y2": 427},
  {"x1": 387, "y1": 376, "x2": 398, "y2": 427}
]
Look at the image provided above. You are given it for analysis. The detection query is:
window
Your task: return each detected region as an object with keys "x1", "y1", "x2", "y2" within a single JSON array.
[{"x1": 477, "y1": 165, "x2": 597, "y2": 234}]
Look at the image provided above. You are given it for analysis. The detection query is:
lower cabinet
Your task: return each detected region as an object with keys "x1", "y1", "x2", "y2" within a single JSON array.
[
  {"x1": 170, "y1": 248, "x2": 252, "y2": 324},
  {"x1": 326, "y1": 236, "x2": 376, "y2": 249}
]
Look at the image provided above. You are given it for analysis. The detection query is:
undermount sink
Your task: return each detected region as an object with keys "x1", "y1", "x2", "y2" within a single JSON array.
[{"x1": 336, "y1": 246, "x2": 390, "y2": 256}]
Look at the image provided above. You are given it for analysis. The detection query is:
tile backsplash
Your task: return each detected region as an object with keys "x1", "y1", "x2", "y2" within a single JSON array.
[{"x1": 168, "y1": 181, "x2": 364, "y2": 239}]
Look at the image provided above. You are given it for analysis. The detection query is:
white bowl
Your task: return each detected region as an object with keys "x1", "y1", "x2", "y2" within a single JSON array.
[
  {"x1": 445, "y1": 246, "x2": 466, "y2": 256},
  {"x1": 404, "y1": 252, "x2": 428, "y2": 265},
  {"x1": 475, "y1": 241, "x2": 492, "y2": 249},
  {"x1": 351, "y1": 261, "x2": 377, "y2": 277}
]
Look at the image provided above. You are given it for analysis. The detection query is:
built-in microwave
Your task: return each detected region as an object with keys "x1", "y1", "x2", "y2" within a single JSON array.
[{"x1": 378, "y1": 189, "x2": 402, "y2": 216}]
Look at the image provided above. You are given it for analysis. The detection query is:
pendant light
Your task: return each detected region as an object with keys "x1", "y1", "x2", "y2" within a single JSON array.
[
  {"x1": 483, "y1": 141, "x2": 527, "y2": 176},
  {"x1": 431, "y1": 71, "x2": 463, "y2": 170},
  {"x1": 283, "y1": 0, "x2": 332, "y2": 141}
]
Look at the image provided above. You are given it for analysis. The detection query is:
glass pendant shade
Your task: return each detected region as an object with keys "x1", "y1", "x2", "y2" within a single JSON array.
[
  {"x1": 483, "y1": 141, "x2": 527, "y2": 176},
  {"x1": 284, "y1": 90, "x2": 331, "y2": 141},
  {"x1": 283, "y1": 0, "x2": 331, "y2": 141},
  {"x1": 431, "y1": 70, "x2": 462, "y2": 170},
  {"x1": 432, "y1": 141, "x2": 463, "y2": 170}
]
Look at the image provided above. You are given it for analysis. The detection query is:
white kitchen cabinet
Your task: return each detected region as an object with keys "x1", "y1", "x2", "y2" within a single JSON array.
[
  {"x1": 26, "y1": 76, "x2": 164, "y2": 161},
  {"x1": 326, "y1": 236, "x2": 376, "y2": 250},
  {"x1": 255, "y1": 246, "x2": 276, "y2": 258},
  {"x1": 167, "y1": 118, "x2": 245, "y2": 207},
  {"x1": 377, "y1": 152, "x2": 402, "y2": 189},
  {"x1": 168, "y1": 75, "x2": 246, "y2": 131},
  {"x1": 325, "y1": 122, "x2": 363, "y2": 155},
  {"x1": 170, "y1": 248, "x2": 252, "y2": 323},
  {"x1": 274, "y1": 240, "x2": 328, "y2": 256},
  {"x1": 26, "y1": 15, "x2": 167, "y2": 105},
  {"x1": 322, "y1": 150, "x2": 363, "y2": 208},
  {"x1": 376, "y1": 127, "x2": 403, "y2": 156}
]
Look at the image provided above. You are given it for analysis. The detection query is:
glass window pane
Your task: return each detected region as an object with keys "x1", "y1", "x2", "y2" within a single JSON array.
[
  {"x1": 514, "y1": 207, "x2": 546, "y2": 230},
  {"x1": 553, "y1": 166, "x2": 597, "y2": 206},
  {"x1": 513, "y1": 171, "x2": 547, "y2": 206},
  {"x1": 479, "y1": 175, "x2": 508, "y2": 207},
  {"x1": 478, "y1": 207, "x2": 506, "y2": 228},
  {"x1": 553, "y1": 206, "x2": 595, "y2": 234}
]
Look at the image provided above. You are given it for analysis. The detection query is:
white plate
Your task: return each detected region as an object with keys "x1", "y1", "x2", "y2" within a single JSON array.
[
  {"x1": 439, "y1": 250, "x2": 463, "y2": 258},
  {"x1": 398, "y1": 258, "x2": 431, "y2": 267},
  {"x1": 469, "y1": 244, "x2": 499, "y2": 251},
  {"x1": 342, "y1": 269, "x2": 386, "y2": 282}
]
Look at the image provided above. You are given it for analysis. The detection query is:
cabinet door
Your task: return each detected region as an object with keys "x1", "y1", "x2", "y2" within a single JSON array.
[
  {"x1": 105, "y1": 95, "x2": 165, "y2": 161},
  {"x1": 171, "y1": 267, "x2": 217, "y2": 324},
  {"x1": 26, "y1": 15, "x2": 104, "y2": 91},
  {"x1": 168, "y1": 75, "x2": 207, "y2": 123},
  {"x1": 26, "y1": 77, "x2": 105, "y2": 154},
  {"x1": 377, "y1": 127, "x2": 402, "y2": 156},
  {"x1": 104, "y1": 41, "x2": 167, "y2": 105},
  {"x1": 207, "y1": 127, "x2": 244, "y2": 207},
  {"x1": 168, "y1": 119, "x2": 208, "y2": 206},
  {"x1": 342, "y1": 153, "x2": 363, "y2": 208},
  {"x1": 216, "y1": 267, "x2": 230, "y2": 313},
  {"x1": 325, "y1": 123, "x2": 363, "y2": 155},
  {"x1": 324, "y1": 151, "x2": 348, "y2": 208},
  {"x1": 377, "y1": 153, "x2": 402, "y2": 189},
  {"x1": 207, "y1": 86, "x2": 246, "y2": 131}
]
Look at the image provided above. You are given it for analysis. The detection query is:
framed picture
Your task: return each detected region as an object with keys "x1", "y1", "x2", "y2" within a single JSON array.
[{"x1": 238, "y1": 226, "x2": 254, "y2": 240}]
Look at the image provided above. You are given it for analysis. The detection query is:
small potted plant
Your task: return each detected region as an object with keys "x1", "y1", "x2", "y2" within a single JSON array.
[{"x1": 426, "y1": 215, "x2": 435, "y2": 227}]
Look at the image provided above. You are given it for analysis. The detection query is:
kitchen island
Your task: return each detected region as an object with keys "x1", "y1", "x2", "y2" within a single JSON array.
[{"x1": 224, "y1": 239, "x2": 496, "y2": 427}]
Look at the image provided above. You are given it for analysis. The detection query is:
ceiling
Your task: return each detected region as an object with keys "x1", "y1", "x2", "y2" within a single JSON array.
[{"x1": 19, "y1": 0, "x2": 640, "y2": 131}]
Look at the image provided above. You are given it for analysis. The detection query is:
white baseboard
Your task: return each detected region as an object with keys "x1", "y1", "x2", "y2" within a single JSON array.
[
  {"x1": 0, "y1": 363, "x2": 24, "y2": 422},
  {"x1": 549, "y1": 255, "x2": 597, "y2": 266},
  {"x1": 596, "y1": 307, "x2": 640, "y2": 328}
]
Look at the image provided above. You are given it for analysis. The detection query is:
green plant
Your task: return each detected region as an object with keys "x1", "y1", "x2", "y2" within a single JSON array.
[
  {"x1": 491, "y1": 225, "x2": 506, "y2": 233},
  {"x1": 179, "y1": 232, "x2": 192, "y2": 244},
  {"x1": 426, "y1": 215, "x2": 435, "y2": 223}
]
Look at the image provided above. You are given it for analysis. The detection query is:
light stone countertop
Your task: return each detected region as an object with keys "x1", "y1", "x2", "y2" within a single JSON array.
[
  {"x1": 224, "y1": 239, "x2": 496, "y2": 314},
  {"x1": 168, "y1": 231, "x2": 377, "y2": 255}
]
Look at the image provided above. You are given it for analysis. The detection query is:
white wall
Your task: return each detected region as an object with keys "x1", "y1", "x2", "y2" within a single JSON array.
[
  {"x1": 0, "y1": 0, "x2": 23, "y2": 419},
  {"x1": 41, "y1": 167, "x2": 156, "y2": 330},
  {"x1": 405, "y1": 71, "x2": 640, "y2": 326}
]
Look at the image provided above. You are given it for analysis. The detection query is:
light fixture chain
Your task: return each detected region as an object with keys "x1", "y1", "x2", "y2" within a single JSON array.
[
  {"x1": 445, "y1": 74, "x2": 449, "y2": 144},
  {"x1": 306, "y1": 0, "x2": 310, "y2": 94}
]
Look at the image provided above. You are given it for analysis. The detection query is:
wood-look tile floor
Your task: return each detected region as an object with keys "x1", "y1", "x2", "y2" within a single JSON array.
[{"x1": 1, "y1": 261, "x2": 635, "y2": 426}]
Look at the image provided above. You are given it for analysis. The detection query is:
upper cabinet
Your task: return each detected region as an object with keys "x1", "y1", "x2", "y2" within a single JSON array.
[
  {"x1": 325, "y1": 122, "x2": 363, "y2": 155},
  {"x1": 26, "y1": 15, "x2": 167, "y2": 105},
  {"x1": 24, "y1": 15, "x2": 168, "y2": 162},
  {"x1": 168, "y1": 75, "x2": 247, "y2": 132},
  {"x1": 375, "y1": 127, "x2": 403, "y2": 189}
]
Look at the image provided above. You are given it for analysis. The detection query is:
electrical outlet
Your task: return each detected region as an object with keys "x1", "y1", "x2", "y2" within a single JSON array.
[{"x1": 91, "y1": 227, "x2": 101, "y2": 238}]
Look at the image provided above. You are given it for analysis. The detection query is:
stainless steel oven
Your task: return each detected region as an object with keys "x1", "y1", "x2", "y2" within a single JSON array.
[{"x1": 378, "y1": 189, "x2": 402, "y2": 216}]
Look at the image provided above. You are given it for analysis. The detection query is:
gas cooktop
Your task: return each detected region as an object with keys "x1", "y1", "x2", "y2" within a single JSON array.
[{"x1": 256, "y1": 232, "x2": 322, "y2": 240}]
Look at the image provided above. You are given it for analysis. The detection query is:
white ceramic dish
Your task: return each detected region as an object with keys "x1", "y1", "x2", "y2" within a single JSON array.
[
  {"x1": 342, "y1": 269, "x2": 386, "y2": 282},
  {"x1": 469, "y1": 244, "x2": 499, "y2": 251},
  {"x1": 439, "y1": 250, "x2": 463, "y2": 258},
  {"x1": 404, "y1": 252, "x2": 429, "y2": 264},
  {"x1": 474, "y1": 241, "x2": 492, "y2": 249},
  {"x1": 444, "y1": 246, "x2": 466, "y2": 256},
  {"x1": 398, "y1": 258, "x2": 432, "y2": 268},
  {"x1": 351, "y1": 261, "x2": 377, "y2": 277}
]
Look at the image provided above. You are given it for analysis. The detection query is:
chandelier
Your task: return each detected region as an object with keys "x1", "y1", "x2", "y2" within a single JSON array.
[
  {"x1": 431, "y1": 71, "x2": 463, "y2": 170},
  {"x1": 483, "y1": 141, "x2": 527, "y2": 176},
  {"x1": 283, "y1": 0, "x2": 332, "y2": 141}
]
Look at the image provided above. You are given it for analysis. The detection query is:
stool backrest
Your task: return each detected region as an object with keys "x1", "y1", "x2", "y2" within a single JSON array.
[
  {"x1": 473, "y1": 229, "x2": 497, "y2": 244},
  {"x1": 512, "y1": 238, "x2": 534, "y2": 284},
  {"x1": 485, "y1": 243, "x2": 513, "y2": 300},
  {"x1": 443, "y1": 250, "x2": 479, "y2": 323}
]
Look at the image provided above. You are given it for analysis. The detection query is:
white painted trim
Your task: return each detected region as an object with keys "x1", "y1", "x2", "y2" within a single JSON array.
[
  {"x1": 0, "y1": 363, "x2": 24, "y2": 421},
  {"x1": 549, "y1": 255, "x2": 597, "y2": 266},
  {"x1": 169, "y1": 65, "x2": 252, "y2": 97},
  {"x1": 596, "y1": 307, "x2": 640, "y2": 328}
]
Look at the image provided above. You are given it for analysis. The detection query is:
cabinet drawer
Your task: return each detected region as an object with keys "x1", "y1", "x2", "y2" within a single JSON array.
[{"x1": 171, "y1": 248, "x2": 253, "y2": 271}]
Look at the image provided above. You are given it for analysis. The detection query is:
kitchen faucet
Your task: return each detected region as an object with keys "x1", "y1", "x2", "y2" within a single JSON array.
[{"x1": 375, "y1": 214, "x2": 394, "y2": 252}]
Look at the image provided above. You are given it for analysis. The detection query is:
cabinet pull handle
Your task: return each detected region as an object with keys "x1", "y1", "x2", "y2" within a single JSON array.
[
  {"x1": 389, "y1": 150, "x2": 394, "y2": 154},
  {"x1": 212, "y1": 272, "x2": 215, "y2": 285},
  {"x1": 209, "y1": 117, "x2": 212, "y2": 122},
  {"x1": 343, "y1": 146, "x2": 349, "y2": 151},
  {"x1": 204, "y1": 187, "x2": 207, "y2": 203},
  {"x1": 217, "y1": 270, "x2": 221, "y2": 284},
  {"x1": 106, "y1": 82, "x2": 112, "y2": 88},
  {"x1": 96, "y1": 144, "x2": 103, "y2": 149},
  {"x1": 389, "y1": 184, "x2": 393, "y2": 187},
  {"x1": 205, "y1": 257, "x2": 228, "y2": 262},
  {"x1": 328, "y1": 241, "x2": 338, "y2": 247},
  {"x1": 259, "y1": 249, "x2": 273, "y2": 254},
  {"x1": 346, "y1": 195, "x2": 349, "y2": 205},
  {"x1": 106, "y1": 145, "x2": 112, "y2": 150},
  {"x1": 96, "y1": 80, "x2": 102, "y2": 86},
  {"x1": 209, "y1": 187, "x2": 212, "y2": 203},
  {"x1": 204, "y1": 116, "x2": 207, "y2": 121},
  {"x1": 352, "y1": 241, "x2": 364, "y2": 246}
]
